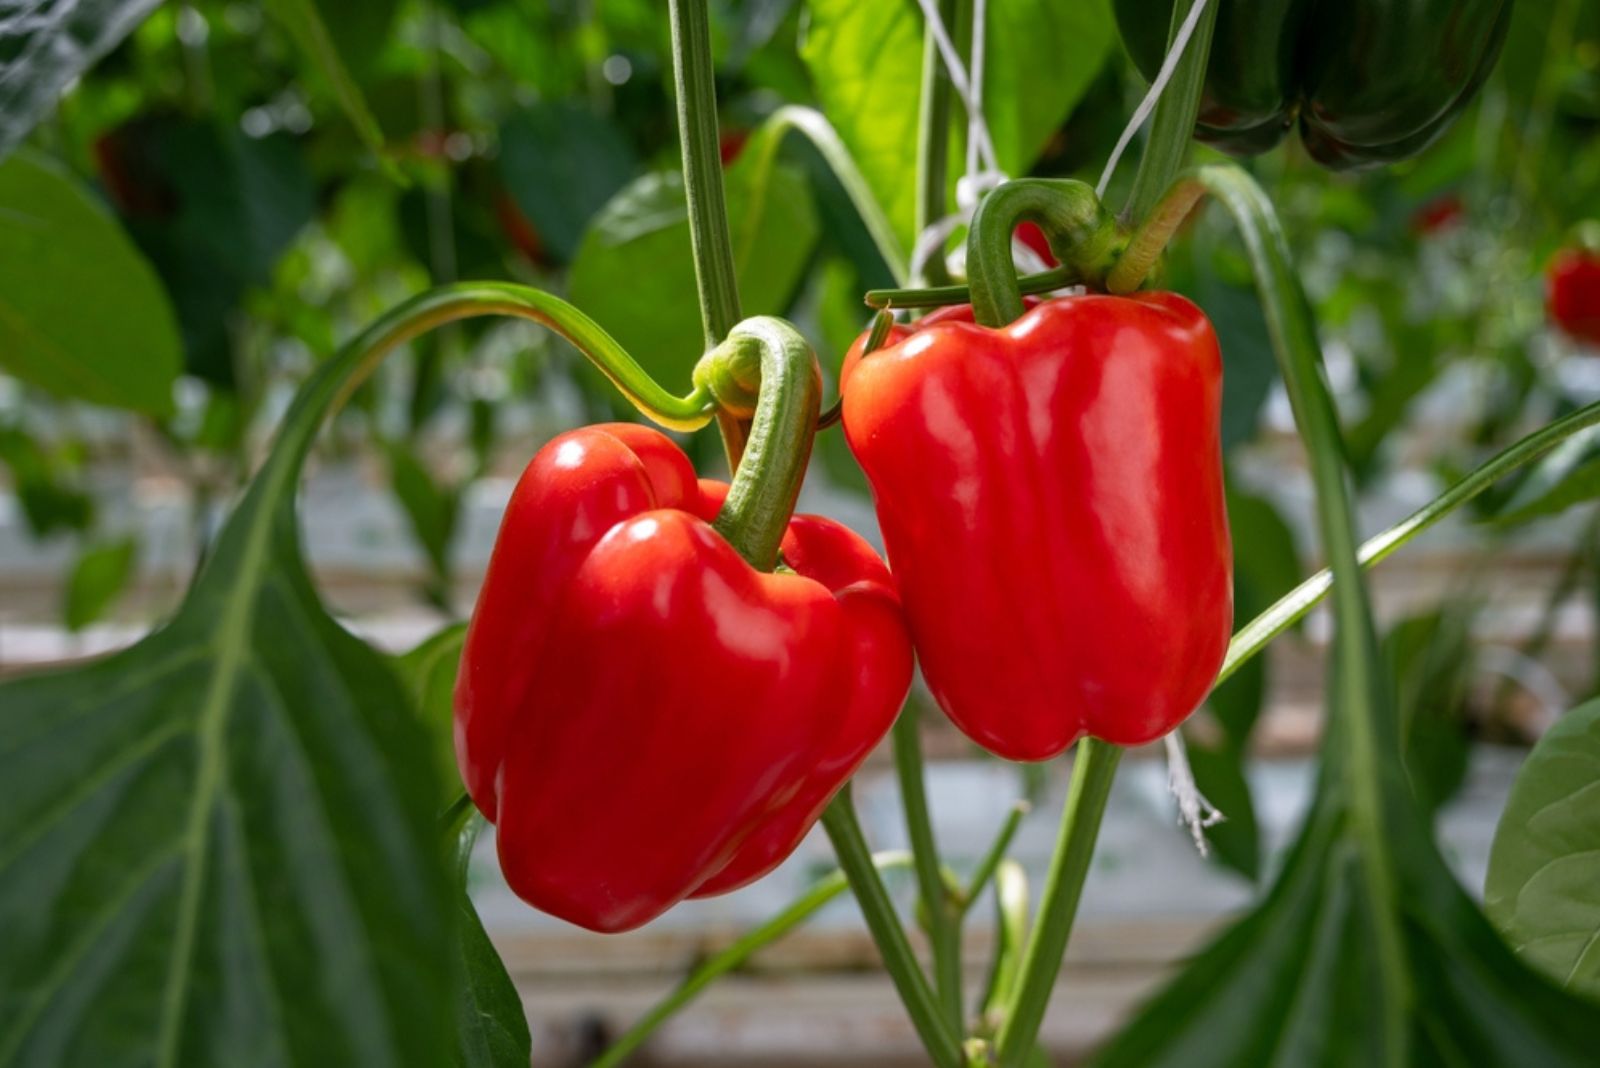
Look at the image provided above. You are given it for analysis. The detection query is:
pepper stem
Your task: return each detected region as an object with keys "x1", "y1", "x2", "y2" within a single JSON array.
[
  {"x1": 965, "y1": 179, "x2": 1122, "y2": 327},
  {"x1": 695, "y1": 316, "x2": 821, "y2": 571}
]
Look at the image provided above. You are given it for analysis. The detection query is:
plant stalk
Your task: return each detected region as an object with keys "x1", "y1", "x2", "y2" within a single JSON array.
[{"x1": 1120, "y1": 0, "x2": 1218, "y2": 226}]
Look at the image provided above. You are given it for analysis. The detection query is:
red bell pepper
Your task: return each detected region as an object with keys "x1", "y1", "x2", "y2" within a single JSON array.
[
  {"x1": 841, "y1": 294, "x2": 1232, "y2": 761},
  {"x1": 1547, "y1": 247, "x2": 1600, "y2": 347},
  {"x1": 454, "y1": 423, "x2": 911, "y2": 932}
]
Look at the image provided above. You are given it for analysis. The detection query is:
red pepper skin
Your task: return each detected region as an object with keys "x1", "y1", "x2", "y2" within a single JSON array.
[
  {"x1": 454, "y1": 424, "x2": 911, "y2": 932},
  {"x1": 1547, "y1": 248, "x2": 1600, "y2": 348},
  {"x1": 841, "y1": 295, "x2": 1232, "y2": 761}
]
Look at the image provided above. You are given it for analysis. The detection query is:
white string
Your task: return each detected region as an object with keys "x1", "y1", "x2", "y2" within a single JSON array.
[
  {"x1": 1164, "y1": 730, "x2": 1224, "y2": 857},
  {"x1": 1096, "y1": 0, "x2": 1212, "y2": 198},
  {"x1": 966, "y1": 0, "x2": 988, "y2": 180},
  {"x1": 911, "y1": 0, "x2": 998, "y2": 170}
]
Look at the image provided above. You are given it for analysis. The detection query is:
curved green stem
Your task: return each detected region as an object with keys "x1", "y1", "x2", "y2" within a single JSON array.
[
  {"x1": 822, "y1": 790, "x2": 966, "y2": 1068},
  {"x1": 589, "y1": 851, "x2": 915, "y2": 1068},
  {"x1": 1120, "y1": 0, "x2": 1218, "y2": 225},
  {"x1": 993, "y1": 739, "x2": 1122, "y2": 1065},
  {"x1": 965, "y1": 179, "x2": 1121, "y2": 326},
  {"x1": 893, "y1": 703, "x2": 963, "y2": 1030},
  {"x1": 1192, "y1": 163, "x2": 1409, "y2": 1059},
  {"x1": 866, "y1": 266, "x2": 1077, "y2": 311},
  {"x1": 1219, "y1": 397, "x2": 1600, "y2": 686},
  {"x1": 695, "y1": 316, "x2": 821, "y2": 571},
  {"x1": 321, "y1": 282, "x2": 714, "y2": 431},
  {"x1": 668, "y1": 0, "x2": 740, "y2": 350},
  {"x1": 743, "y1": 106, "x2": 908, "y2": 285}
]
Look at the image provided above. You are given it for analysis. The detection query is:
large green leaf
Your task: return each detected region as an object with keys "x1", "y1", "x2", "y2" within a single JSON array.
[
  {"x1": 1485, "y1": 699, "x2": 1600, "y2": 1001},
  {"x1": 0, "y1": 0, "x2": 163, "y2": 160},
  {"x1": 801, "y1": 0, "x2": 1113, "y2": 249},
  {"x1": 0, "y1": 305, "x2": 459, "y2": 1064},
  {"x1": 0, "y1": 152, "x2": 181, "y2": 414},
  {"x1": 499, "y1": 101, "x2": 638, "y2": 263},
  {"x1": 567, "y1": 158, "x2": 819, "y2": 387},
  {"x1": 453, "y1": 891, "x2": 529, "y2": 1068}
]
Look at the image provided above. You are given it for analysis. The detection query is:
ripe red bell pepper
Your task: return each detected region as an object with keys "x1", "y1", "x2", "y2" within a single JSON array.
[
  {"x1": 1547, "y1": 247, "x2": 1600, "y2": 347},
  {"x1": 454, "y1": 423, "x2": 911, "y2": 932},
  {"x1": 841, "y1": 294, "x2": 1232, "y2": 761}
]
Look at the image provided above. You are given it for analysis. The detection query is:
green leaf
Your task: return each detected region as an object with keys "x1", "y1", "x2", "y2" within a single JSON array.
[
  {"x1": 104, "y1": 117, "x2": 316, "y2": 386},
  {"x1": 395, "y1": 624, "x2": 468, "y2": 807},
  {"x1": 1492, "y1": 422, "x2": 1600, "y2": 526},
  {"x1": 568, "y1": 159, "x2": 819, "y2": 388},
  {"x1": 1486, "y1": 698, "x2": 1600, "y2": 1000},
  {"x1": 499, "y1": 101, "x2": 638, "y2": 263},
  {"x1": 0, "y1": 427, "x2": 94, "y2": 539},
  {"x1": 802, "y1": 0, "x2": 1113, "y2": 250},
  {"x1": 453, "y1": 890, "x2": 529, "y2": 1068},
  {"x1": 62, "y1": 536, "x2": 139, "y2": 633},
  {"x1": 0, "y1": 308, "x2": 456, "y2": 1064},
  {"x1": 385, "y1": 442, "x2": 462, "y2": 609},
  {"x1": 0, "y1": 152, "x2": 181, "y2": 413},
  {"x1": 0, "y1": 0, "x2": 163, "y2": 160},
  {"x1": 1385, "y1": 609, "x2": 1475, "y2": 817},
  {"x1": 264, "y1": 0, "x2": 390, "y2": 153}
]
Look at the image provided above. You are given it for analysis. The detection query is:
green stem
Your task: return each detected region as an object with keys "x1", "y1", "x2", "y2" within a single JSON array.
[
  {"x1": 695, "y1": 317, "x2": 822, "y2": 571},
  {"x1": 1218, "y1": 397, "x2": 1600, "y2": 687},
  {"x1": 965, "y1": 179, "x2": 1121, "y2": 326},
  {"x1": 822, "y1": 790, "x2": 966, "y2": 1068},
  {"x1": 668, "y1": 0, "x2": 741, "y2": 348},
  {"x1": 961, "y1": 800, "x2": 1029, "y2": 915},
  {"x1": 1119, "y1": 0, "x2": 1218, "y2": 225},
  {"x1": 915, "y1": 0, "x2": 958, "y2": 286},
  {"x1": 590, "y1": 851, "x2": 915, "y2": 1068},
  {"x1": 866, "y1": 266, "x2": 1076, "y2": 310},
  {"x1": 993, "y1": 739, "x2": 1122, "y2": 1066},
  {"x1": 1190, "y1": 163, "x2": 1409, "y2": 1060},
  {"x1": 893, "y1": 704, "x2": 964, "y2": 1030},
  {"x1": 317, "y1": 282, "x2": 714, "y2": 431}
]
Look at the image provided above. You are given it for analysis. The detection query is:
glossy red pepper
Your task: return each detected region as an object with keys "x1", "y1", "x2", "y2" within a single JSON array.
[
  {"x1": 841, "y1": 294, "x2": 1232, "y2": 761},
  {"x1": 454, "y1": 423, "x2": 911, "y2": 932},
  {"x1": 1547, "y1": 247, "x2": 1600, "y2": 348}
]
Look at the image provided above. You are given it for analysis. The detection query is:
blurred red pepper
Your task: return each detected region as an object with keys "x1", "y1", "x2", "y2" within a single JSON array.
[
  {"x1": 454, "y1": 424, "x2": 911, "y2": 931},
  {"x1": 1410, "y1": 194, "x2": 1465, "y2": 237},
  {"x1": 841, "y1": 295, "x2": 1232, "y2": 760},
  {"x1": 1547, "y1": 247, "x2": 1600, "y2": 347}
]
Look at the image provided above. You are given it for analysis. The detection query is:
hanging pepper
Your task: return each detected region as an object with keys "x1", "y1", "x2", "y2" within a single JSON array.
[
  {"x1": 453, "y1": 423, "x2": 912, "y2": 932},
  {"x1": 1547, "y1": 246, "x2": 1600, "y2": 347},
  {"x1": 842, "y1": 179, "x2": 1231, "y2": 761},
  {"x1": 1113, "y1": 0, "x2": 1513, "y2": 169}
]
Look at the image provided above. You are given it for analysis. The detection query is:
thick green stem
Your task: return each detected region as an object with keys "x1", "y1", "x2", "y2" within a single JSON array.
[
  {"x1": 915, "y1": 0, "x2": 958, "y2": 286},
  {"x1": 591, "y1": 852, "x2": 915, "y2": 1068},
  {"x1": 668, "y1": 0, "x2": 740, "y2": 348},
  {"x1": 1192, "y1": 163, "x2": 1409, "y2": 1059},
  {"x1": 965, "y1": 179, "x2": 1121, "y2": 326},
  {"x1": 1219, "y1": 397, "x2": 1600, "y2": 686},
  {"x1": 822, "y1": 791, "x2": 966, "y2": 1068},
  {"x1": 695, "y1": 317, "x2": 822, "y2": 571},
  {"x1": 318, "y1": 282, "x2": 714, "y2": 431},
  {"x1": 893, "y1": 704, "x2": 964, "y2": 1030},
  {"x1": 1120, "y1": 0, "x2": 1218, "y2": 225},
  {"x1": 866, "y1": 266, "x2": 1076, "y2": 310},
  {"x1": 993, "y1": 739, "x2": 1122, "y2": 1065}
]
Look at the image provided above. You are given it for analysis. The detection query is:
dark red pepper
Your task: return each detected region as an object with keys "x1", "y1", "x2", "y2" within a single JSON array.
[
  {"x1": 1547, "y1": 247, "x2": 1600, "y2": 347},
  {"x1": 841, "y1": 294, "x2": 1232, "y2": 760},
  {"x1": 454, "y1": 423, "x2": 911, "y2": 931}
]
